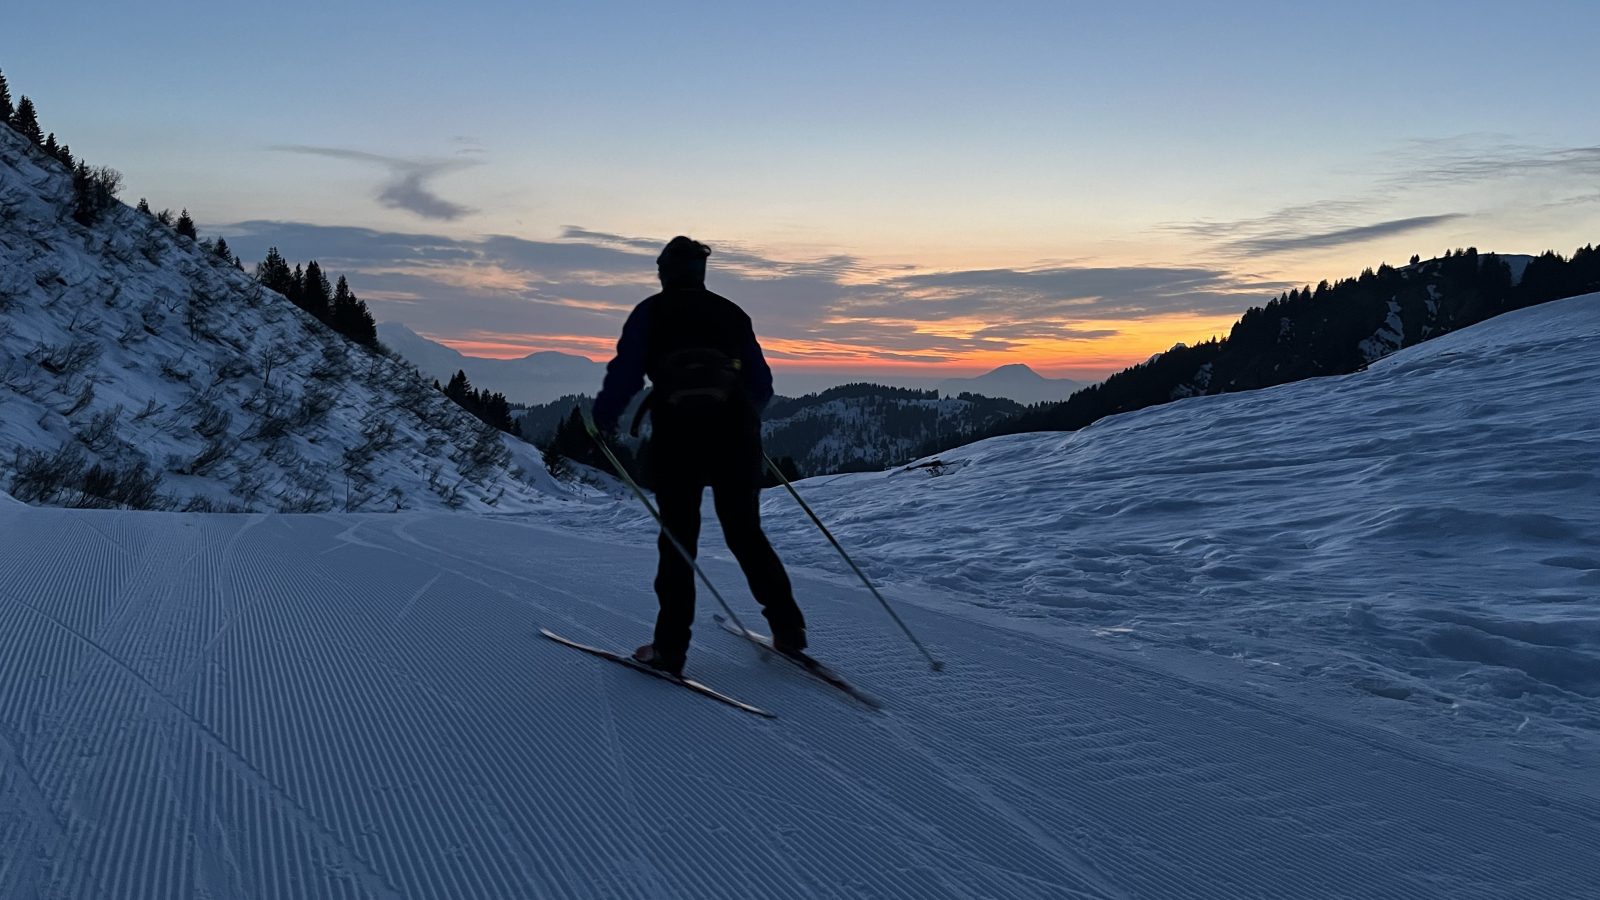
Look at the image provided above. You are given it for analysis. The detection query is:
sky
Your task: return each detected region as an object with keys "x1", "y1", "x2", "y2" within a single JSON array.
[{"x1": 5, "y1": 0, "x2": 1599, "y2": 387}]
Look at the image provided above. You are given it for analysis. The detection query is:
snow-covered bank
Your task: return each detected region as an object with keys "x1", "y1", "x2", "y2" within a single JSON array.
[
  {"x1": 553, "y1": 292, "x2": 1600, "y2": 757},
  {"x1": 0, "y1": 124, "x2": 553, "y2": 513},
  {"x1": 2, "y1": 502, "x2": 1595, "y2": 899}
]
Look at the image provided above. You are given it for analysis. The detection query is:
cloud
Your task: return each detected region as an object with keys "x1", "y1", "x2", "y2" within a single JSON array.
[
  {"x1": 1168, "y1": 137, "x2": 1600, "y2": 259},
  {"x1": 221, "y1": 222, "x2": 1282, "y2": 367},
  {"x1": 876, "y1": 265, "x2": 1281, "y2": 318},
  {"x1": 1393, "y1": 139, "x2": 1600, "y2": 187},
  {"x1": 271, "y1": 146, "x2": 478, "y2": 220},
  {"x1": 1221, "y1": 214, "x2": 1468, "y2": 255}
]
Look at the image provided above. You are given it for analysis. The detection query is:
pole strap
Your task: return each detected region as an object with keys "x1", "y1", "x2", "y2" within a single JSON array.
[{"x1": 763, "y1": 454, "x2": 944, "y2": 672}]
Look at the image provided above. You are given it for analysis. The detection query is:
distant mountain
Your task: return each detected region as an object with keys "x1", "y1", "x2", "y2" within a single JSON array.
[
  {"x1": 936, "y1": 364, "x2": 1084, "y2": 404},
  {"x1": 377, "y1": 322, "x2": 604, "y2": 405}
]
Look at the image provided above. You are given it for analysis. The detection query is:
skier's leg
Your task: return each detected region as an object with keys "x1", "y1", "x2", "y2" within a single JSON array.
[
  {"x1": 712, "y1": 483, "x2": 807, "y2": 646},
  {"x1": 652, "y1": 477, "x2": 703, "y2": 667}
]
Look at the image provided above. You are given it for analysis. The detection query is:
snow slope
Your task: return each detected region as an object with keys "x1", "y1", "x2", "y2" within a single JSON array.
[
  {"x1": 745, "y1": 291, "x2": 1600, "y2": 754},
  {"x1": 0, "y1": 125, "x2": 553, "y2": 513},
  {"x1": 1, "y1": 502, "x2": 1596, "y2": 899}
]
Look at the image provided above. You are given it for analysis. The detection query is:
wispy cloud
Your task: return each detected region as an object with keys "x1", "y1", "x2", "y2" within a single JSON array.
[
  {"x1": 1167, "y1": 137, "x2": 1600, "y2": 258},
  {"x1": 1221, "y1": 214, "x2": 1467, "y2": 255},
  {"x1": 271, "y1": 145, "x2": 478, "y2": 220},
  {"x1": 1393, "y1": 138, "x2": 1600, "y2": 187}
]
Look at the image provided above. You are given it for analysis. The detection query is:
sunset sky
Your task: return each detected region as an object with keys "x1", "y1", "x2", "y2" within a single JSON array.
[{"x1": 6, "y1": 1, "x2": 1599, "y2": 388}]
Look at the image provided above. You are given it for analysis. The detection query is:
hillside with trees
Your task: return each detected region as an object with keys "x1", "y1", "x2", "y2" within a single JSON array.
[{"x1": 915, "y1": 246, "x2": 1600, "y2": 454}]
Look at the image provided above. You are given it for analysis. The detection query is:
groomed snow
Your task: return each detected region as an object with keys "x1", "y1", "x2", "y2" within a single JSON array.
[{"x1": 2, "y1": 503, "x2": 1597, "y2": 899}]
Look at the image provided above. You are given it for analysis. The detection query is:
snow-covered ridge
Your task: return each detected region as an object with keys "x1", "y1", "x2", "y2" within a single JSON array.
[{"x1": 0, "y1": 124, "x2": 559, "y2": 512}]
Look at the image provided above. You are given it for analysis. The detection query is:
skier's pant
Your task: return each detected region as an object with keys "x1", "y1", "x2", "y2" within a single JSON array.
[{"x1": 652, "y1": 479, "x2": 805, "y2": 664}]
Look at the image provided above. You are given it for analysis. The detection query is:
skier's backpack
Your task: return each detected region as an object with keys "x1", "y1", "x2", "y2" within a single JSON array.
[
  {"x1": 632, "y1": 347, "x2": 746, "y2": 435},
  {"x1": 657, "y1": 347, "x2": 744, "y2": 409}
]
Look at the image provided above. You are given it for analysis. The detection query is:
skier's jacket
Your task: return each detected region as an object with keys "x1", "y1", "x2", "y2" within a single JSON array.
[{"x1": 591, "y1": 286, "x2": 774, "y2": 436}]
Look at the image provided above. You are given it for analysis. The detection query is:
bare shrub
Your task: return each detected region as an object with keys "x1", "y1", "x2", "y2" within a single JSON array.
[
  {"x1": 72, "y1": 460, "x2": 164, "y2": 510},
  {"x1": 244, "y1": 412, "x2": 292, "y2": 443},
  {"x1": 296, "y1": 383, "x2": 337, "y2": 427},
  {"x1": 141, "y1": 300, "x2": 165, "y2": 335},
  {"x1": 75, "y1": 405, "x2": 123, "y2": 452},
  {"x1": 71, "y1": 164, "x2": 123, "y2": 226},
  {"x1": 63, "y1": 380, "x2": 95, "y2": 416},
  {"x1": 259, "y1": 343, "x2": 296, "y2": 389},
  {"x1": 210, "y1": 354, "x2": 253, "y2": 384},
  {"x1": 158, "y1": 358, "x2": 191, "y2": 382},
  {"x1": 189, "y1": 437, "x2": 233, "y2": 476},
  {"x1": 193, "y1": 403, "x2": 231, "y2": 438},
  {"x1": 34, "y1": 339, "x2": 100, "y2": 376},
  {"x1": 9, "y1": 444, "x2": 88, "y2": 505},
  {"x1": 131, "y1": 399, "x2": 166, "y2": 421}
]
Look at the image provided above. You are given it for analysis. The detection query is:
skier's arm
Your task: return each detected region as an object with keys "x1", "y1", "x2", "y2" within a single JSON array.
[
  {"x1": 741, "y1": 329, "x2": 774, "y2": 413},
  {"x1": 593, "y1": 299, "x2": 651, "y2": 431}
]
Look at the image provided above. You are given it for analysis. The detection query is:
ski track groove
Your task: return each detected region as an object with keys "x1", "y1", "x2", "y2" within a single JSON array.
[{"x1": 0, "y1": 507, "x2": 1595, "y2": 898}]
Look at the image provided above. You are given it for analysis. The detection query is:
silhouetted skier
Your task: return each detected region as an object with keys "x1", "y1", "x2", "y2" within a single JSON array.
[{"x1": 591, "y1": 236, "x2": 806, "y2": 677}]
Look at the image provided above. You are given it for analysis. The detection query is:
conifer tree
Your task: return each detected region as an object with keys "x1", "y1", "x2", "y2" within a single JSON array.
[
  {"x1": 330, "y1": 275, "x2": 378, "y2": 346},
  {"x1": 302, "y1": 260, "x2": 332, "y2": 319},
  {"x1": 175, "y1": 209, "x2": 197, "y2": 239},
  {"x1": 136, "y1": 198, "x2": 151, "y2": 215},
  {"x1": 289, "y1": 264, "x2": 305, "y2": 307},
  {"x1": 255, "y1": 247, "x2": 294, "y2": 295},
  {"x1": 0, "y1": 68, "x2": 12, "y2": 123},
  {"x1": 11, "y1": 96, "x2": 42, "y2": 144},
  {"x1": 213, "y1": 237, "x2": 234, "y2": 264}
]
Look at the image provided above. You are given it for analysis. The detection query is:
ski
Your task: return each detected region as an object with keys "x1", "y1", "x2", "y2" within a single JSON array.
[
  {"x1": 540, "y1": 629, "x2": 776, "y2": 718},
  {"x1": 714, "y1": 615, "x2": 882, "y2": 710}
]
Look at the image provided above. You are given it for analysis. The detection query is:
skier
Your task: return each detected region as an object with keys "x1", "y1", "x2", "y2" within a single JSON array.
[{"x1": 590, "y1": 236, "x2": 806, "y2": 677}]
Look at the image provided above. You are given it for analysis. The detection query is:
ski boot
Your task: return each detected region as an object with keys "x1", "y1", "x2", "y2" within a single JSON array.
[{"x1": 632, "y1": 644, "x2": 685, "y2": 678}]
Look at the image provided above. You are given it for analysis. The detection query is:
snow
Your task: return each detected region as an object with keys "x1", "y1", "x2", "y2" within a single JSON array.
[
  {"x1": 2, "y1": 290, "x2": 1597, "y2": 897},
  {"x1": 3, "y1": 502, "x2": 1597, "y2": 899}
]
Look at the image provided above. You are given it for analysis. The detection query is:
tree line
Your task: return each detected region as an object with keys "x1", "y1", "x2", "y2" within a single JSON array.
[
  {"x1": 254, "y1": 250, "x2": 378, "y2": 347},
  {"x1": 436, "y1": 370, "x2": 519, "y2": 436}
]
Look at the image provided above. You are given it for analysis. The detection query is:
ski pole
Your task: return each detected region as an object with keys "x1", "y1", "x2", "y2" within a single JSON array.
[
  {"x1": 762, "y1": 453, "x2": 944, "y2": 672},
  {"x1": 583, "y1": 414, "x2": 756, "y2": 639}
]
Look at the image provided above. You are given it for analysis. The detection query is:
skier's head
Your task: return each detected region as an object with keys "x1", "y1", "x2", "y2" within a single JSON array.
[{"x1": 657, "y1": 236, "x2": 710, "y2": 288}]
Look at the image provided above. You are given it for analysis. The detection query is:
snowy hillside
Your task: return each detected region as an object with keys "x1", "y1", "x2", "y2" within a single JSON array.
[{"x1": 0, "y1": 125, "x2": 558, "y2": 512}]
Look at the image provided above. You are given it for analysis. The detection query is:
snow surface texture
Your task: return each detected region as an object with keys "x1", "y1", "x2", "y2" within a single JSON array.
[
  {"x1": 548, "y1": 292, "x2": 1600, "y2": 769},
  {"x1": 2, "y1": 502, "x2": 1596, "y2": 899},
  {"x1": 0, "y1": 127, "x2": 557, "y2": 513}
]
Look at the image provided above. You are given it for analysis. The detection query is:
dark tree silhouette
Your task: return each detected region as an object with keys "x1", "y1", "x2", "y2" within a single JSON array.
[
  {"x1": 11, "y1": 95, "x2": 42, "y2": 144},
  {"x1": 0, "y1": 67, "x2": 12, "y2": 122},
  {"x1": 175, "y1": 209, "x2": 197, "y2": 240}
]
